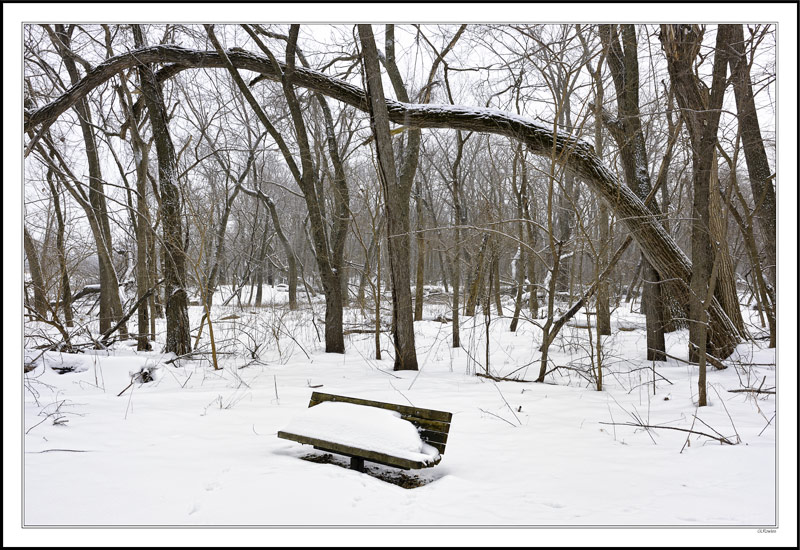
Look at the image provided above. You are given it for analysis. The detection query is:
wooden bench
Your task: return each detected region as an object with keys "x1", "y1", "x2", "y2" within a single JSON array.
[{"x1": 277, "y1": 391, "x2": 452, "y2": 472}]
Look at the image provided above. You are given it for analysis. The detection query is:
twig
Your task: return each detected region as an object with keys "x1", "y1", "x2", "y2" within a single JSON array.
[
  {"x1": 492, "y1": 381, "x2": 522, "y2": 425},
  {"x1": 758, "y1": 413, "x2": 775, "y2": 436},
  {"x1": 116, "y1": 380, "x2": 134, "y2": 397},
  {"x1": 710, "y1": 385, "x2": 741, "y2": 443},
  {"x1": 691, "y1": 414, "x2": 730, "y2": 443},
  {"x1": 478, "y1": 407, "x2": 517, "y2": 427},
  {"x1": 680, "y1": 408, "x2": 699, "y2": 453}
]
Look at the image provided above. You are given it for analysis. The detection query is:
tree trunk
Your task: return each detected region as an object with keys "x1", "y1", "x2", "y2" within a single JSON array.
[
  {"x1": 492, "y1": 250, "x2": 503, "y2": 316},
  {"x1": 661, "y1": 24, "x2": 731, "y2": 365},
  {"x1": 254, "y1": 223, "x2": 269, "y2": 308},
  {"x1": 709, "y1": 157, "x2": 746, "y2": 335},
  {"x1": 46, "y1": 170, "x2": 73, "y2": 327},
  {"x1": 24, "y1": 226, "x2": 49, "y2": 319},
  {"x1": 134, "y1": 142, "x2": 152, "y2": 350},
  {"x1": 465, "y1": 234, "x2": 490, "y2": 316},
  {"x1": 726, "y1": 24, "x2": 777, "y2": 289},
  {"x1": 414, "y1": 180, "x2": 425, "y2": 321},
  {"x1": 133, "y1": 25, "x2": 190, "y2": 355},
  {"x1": 600, "y1": 24, "x2": 665, "y2": 360},
  {"x1": 358, "y1": 24, "x2": 418, "y2": 370}
]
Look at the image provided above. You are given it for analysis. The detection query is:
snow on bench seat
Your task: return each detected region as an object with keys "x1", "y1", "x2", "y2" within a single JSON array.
[{"x1": 280, "y1": 401, "x2": 440, "y2": 466}]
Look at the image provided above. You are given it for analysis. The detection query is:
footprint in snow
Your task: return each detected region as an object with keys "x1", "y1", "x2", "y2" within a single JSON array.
[
  {"x1": 205, "y1": 481, "x2": 221, "y2": 492},
  {"x1": 542, "y1": 501, "x2": 565, "y2": 509}
]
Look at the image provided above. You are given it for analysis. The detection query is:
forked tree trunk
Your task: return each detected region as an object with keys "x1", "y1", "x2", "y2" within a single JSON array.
[
  {"x1": 661, "y1": 24, "x2": 731, "y2": 367},
  {"x1": 359, "y1": 24, "x2": 418, "y2": 370},
  {"x1": 133, "y1": 25, "x2": 190, "y2": 355},
  {"x1": 600, "y1": 24, "x2": 665, "y2": 360}
]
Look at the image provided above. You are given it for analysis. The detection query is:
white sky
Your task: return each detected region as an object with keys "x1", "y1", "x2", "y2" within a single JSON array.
[{"x1": 4, "y1": 2, "x2": 797, "y2": 548}]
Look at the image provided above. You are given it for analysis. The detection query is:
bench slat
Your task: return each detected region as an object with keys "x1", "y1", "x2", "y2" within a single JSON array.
[
  {"x1": 310, "y1": 391, "x2": 452, "y2": 423},
  {"x1": 277, "y1": 430, "x2": 440, "y2": 470},
  {"x1": 401, "y1": 415, "x2": 450, "y2": 434},
  {"x1": 417, "y1": 429, "x2": 448, "y2": 445},
  {"x1": 424, "y1": 441, "x2": 446, "y2": 455}
]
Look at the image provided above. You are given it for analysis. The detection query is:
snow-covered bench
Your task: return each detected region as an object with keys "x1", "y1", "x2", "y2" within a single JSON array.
[{"x1": 277, "y1": 391, "x2": 452, "y2": 472}]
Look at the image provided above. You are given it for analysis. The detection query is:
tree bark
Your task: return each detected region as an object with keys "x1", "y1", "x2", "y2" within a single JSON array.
[{"x1": 465, "y1": 234, "x2": 490, "y2": 316}]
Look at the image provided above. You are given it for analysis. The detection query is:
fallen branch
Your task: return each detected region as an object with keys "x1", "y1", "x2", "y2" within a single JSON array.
[
  {"x1": 599, "y1": 421, "x2": 735, "y2": 445},
  {"x1": 687, "y1": 344, "x2": 728, "y2": 370},
  {"x1": 661, "y1": 350, "x2": 727, "y2": 370},
  {"x1": 25, "y1": 448, "x2": 91, "y2": 453},
  {"x1": 476, "y1": 372, "x2": 534, "y2": 383},
  {"x1": 727, "y1": 388, "x2": 775, "y2": 395},
  {"x1": 343, "y1": 328, "x2": 387, "y2": 335}
]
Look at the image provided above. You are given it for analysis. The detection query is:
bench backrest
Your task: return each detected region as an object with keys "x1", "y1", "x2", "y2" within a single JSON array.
[{"x1": 309, "y1": 391, "x2": 452, "y2": 455}]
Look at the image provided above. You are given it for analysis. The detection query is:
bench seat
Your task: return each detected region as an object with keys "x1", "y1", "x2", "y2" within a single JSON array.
[{"x1": 277, "y1": 391, "x2": 452, "y2": 471}]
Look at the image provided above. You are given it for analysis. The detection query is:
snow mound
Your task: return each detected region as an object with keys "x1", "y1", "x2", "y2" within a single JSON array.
[{"x1": 281, "y1": 401, "x2": 440, "y2": 464}]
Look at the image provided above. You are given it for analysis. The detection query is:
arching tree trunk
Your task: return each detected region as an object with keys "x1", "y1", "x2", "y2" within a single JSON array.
[{"x1": 24, "y1": 42, "x2": 742, "y2": 358}]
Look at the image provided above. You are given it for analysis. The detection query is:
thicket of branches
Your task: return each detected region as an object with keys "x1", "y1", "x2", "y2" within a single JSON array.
[{"x1": 23, "y1": 24, "x2": 776, "y2": 405}]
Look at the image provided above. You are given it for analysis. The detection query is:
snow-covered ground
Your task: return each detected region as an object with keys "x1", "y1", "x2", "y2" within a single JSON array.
[{"x1": 10, "y1": 287, "x2": 796, "y2": 545}]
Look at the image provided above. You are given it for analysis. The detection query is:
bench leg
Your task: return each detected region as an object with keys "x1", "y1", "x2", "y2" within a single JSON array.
[{"x1": 350, "y1": 456, "x2": 365, "y2": 472}]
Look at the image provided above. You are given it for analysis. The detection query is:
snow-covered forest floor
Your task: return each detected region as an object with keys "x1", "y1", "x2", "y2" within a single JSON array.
[{"x1": 20, "y1": 286, "x2": 779, "y2": 528}]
